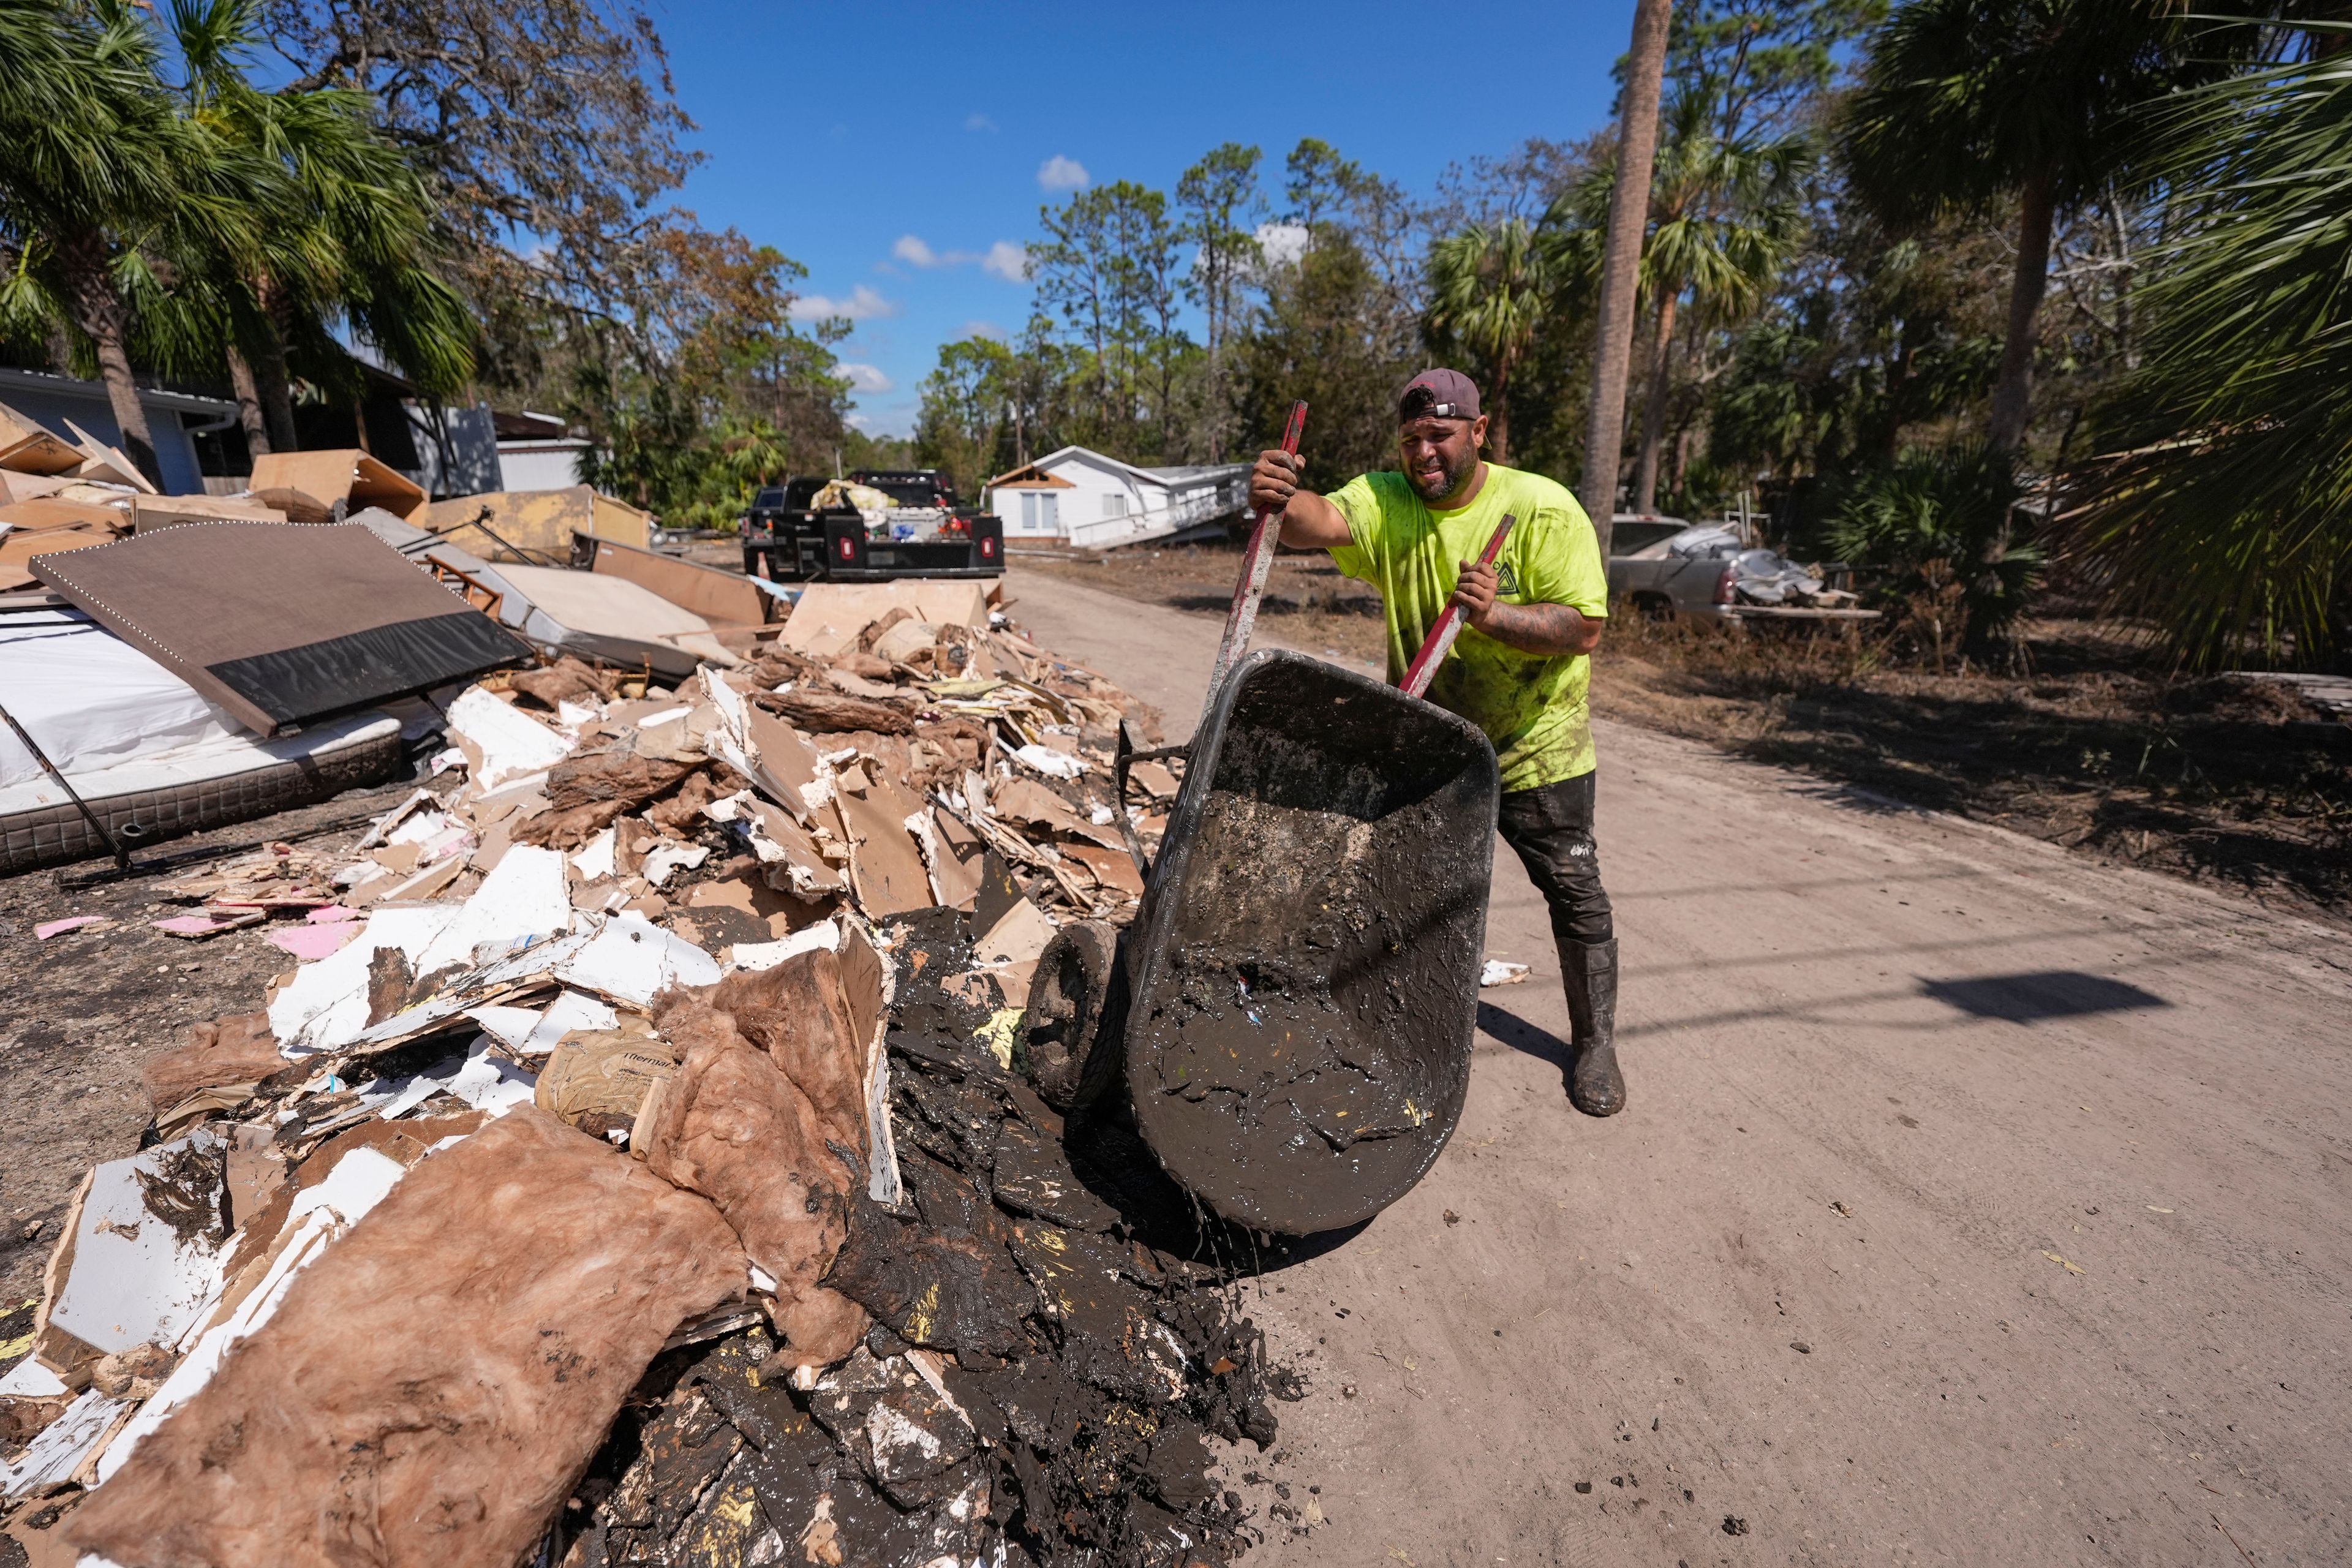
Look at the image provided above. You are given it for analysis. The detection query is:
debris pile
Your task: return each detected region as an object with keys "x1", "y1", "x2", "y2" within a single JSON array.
[{"x1": 0, "y1": 582, "x2": 1294, "y2": 1567}]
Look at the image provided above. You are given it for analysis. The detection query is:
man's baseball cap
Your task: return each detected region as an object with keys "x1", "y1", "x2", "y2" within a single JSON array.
[{"x1": 1398, "y1": 368, "x2": 1481, "y2": 422}]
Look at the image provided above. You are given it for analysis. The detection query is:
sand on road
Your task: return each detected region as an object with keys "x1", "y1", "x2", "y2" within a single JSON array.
[{"x1": 1009, "y1": 562, "x2": 2352, "y2": 1567}]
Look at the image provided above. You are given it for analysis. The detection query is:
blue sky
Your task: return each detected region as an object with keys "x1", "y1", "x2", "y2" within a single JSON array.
[{"x1": 660, "y1": 1, "x2": 1638, "y2": 437}]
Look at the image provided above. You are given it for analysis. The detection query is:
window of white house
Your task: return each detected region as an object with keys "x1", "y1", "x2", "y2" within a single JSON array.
[{"x1": 1102, "y1": 494, "x2": 1128, "y2": 518}]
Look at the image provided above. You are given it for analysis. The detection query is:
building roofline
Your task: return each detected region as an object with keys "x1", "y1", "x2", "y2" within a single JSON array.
[
  {"x1": 0, "y1": 366, "x2": 236, "y2": 418},
  {"x1": 985, "y1": 445, "x2": 1245, "y2": 490}
]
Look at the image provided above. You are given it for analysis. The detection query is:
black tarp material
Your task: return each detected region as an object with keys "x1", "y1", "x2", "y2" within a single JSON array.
[{"x1": 31, "y1": 521, "x2": 531, "y2": 735}]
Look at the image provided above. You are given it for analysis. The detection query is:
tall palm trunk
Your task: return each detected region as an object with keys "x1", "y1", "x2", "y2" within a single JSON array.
[
  {"x1": 1578, "y1": 0, "x2": 1675, "y2": 559},
  {"x1": 55, "y1": 226, "x2": 163, "y2": 488},
  {"x1": 252, "y1": 274, "x2": 300, "y2": 452},
  {"x1": 1488, "y1": 350, "x2": 1515, "y2": 466},
  {"x1": 225, "y1": 344, "x2": 273, "y2": 456},
  {"x1": 253, "y1": 336, "x2": 299, "y2": 453},
  {"x1": 1634, "y1": 288, "x2": 1681, "y2": 512},
  {"x1": 1988, "y1": 170, "x2": 2055, "y2": 454}
]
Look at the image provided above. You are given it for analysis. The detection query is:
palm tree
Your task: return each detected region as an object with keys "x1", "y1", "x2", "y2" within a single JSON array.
[
  {"x1": 1425, "y1": 217, "x2": 1572, "y2": 465},
  {"x1": 0, "y1": 0, "x2": 260, "y2": 485},
  {"x1": 1630, "y1": 91, "x2": 1810, "y2": 511},
  {"x1": 1838, "y1": 0, "x2": 2219, "y2": 456},
  {"x1": 168, "y1": 0, "x2": 472, "y2": 453},
  {"x1": 0, "y1": 1, "x2": 466, "y2": 475},
  {"x1": 1580, "y1": 0, "x2": 1675, "y2": 556},
  {"x1": 2072, "y1": 29, "x2": 2352, "y2": 666}
]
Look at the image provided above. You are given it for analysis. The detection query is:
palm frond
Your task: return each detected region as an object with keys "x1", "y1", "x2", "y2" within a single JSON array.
[{"x1": 2069, "y1": 31, "x2": 2352, "y2": 666}]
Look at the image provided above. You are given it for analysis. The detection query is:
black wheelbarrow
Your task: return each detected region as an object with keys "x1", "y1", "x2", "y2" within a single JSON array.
[
  {"x1": 1018, "y1": 415, "x2": 1512, "y2": 1234},
  {"x1": 1079, "y1": 644, "x2": 1498, "y2": 1235}
]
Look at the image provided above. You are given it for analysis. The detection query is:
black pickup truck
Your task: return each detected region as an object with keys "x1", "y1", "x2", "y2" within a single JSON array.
[{"x1": 739, "y1": 469, "x2": 1004, "y2": 582}]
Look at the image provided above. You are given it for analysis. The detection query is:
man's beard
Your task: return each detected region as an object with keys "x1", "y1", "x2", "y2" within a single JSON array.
[{"x1": 1406, "y1": 445, "x2": 1476, "y2": 502}]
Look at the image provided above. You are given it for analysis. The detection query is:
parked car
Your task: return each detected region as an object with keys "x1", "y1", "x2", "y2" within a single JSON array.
[
  {"x1": 740, "y1": 470, "x2": 1003, "y2": 582},
  {"x1": 1607, "y1": 514, "x2": 1868, "y2": 624}
]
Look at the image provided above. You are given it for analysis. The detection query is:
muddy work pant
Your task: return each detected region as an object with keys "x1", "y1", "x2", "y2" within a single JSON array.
[{"x1": 1494, "y1": 771, "x2": 1614, "y2": 946}]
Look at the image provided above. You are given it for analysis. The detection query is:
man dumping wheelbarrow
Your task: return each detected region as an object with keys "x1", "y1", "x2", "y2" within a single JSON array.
[
  {"x1": 1248, "y1": 367, "x2": 1625, "y2": 1118},
  {"x1": 1026, "y1": 371, "x2": 1617, "y2": 1237}
]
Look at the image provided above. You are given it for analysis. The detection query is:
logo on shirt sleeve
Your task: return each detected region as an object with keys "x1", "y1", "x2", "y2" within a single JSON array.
[{"x1": 1495, "y1": 560, "x2": 1523, "y2": 599}]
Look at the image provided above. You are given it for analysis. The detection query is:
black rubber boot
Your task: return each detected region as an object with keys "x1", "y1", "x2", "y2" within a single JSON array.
[{"x1": 1557, "y1": 937, "x2": 1625, "y2": 1117}]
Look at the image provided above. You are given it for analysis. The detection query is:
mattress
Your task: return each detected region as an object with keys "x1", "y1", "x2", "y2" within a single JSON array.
[
  {"x1": 0, "y1": 608, "x2": 405, "y2": 873},
  {"x1": 0, "y1": 709, "x2": 403, "y2": 874}
]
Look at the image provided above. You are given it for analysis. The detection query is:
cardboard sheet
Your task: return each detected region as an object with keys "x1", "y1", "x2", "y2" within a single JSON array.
[
  {"x1": 129, "y1": 493, "x2": 288, "y2": 531},
  {"x1": 492, "y1": 563, "x2": 739, "y2": 678},
  {"x1": 0, "y1": 401, "x2": 86, "y2": 476},
  {"x1": 249, "y1": 449, "x2": 425, "y2": 521},
  {"x1": 580, "y1": 534, "x2": 765, "y2": 626},
  {"x1": 777, "y1": 580, "x2": 991, "y2": 658},
  {"x1": 414, "y1": 485, "x2": 650, "y2": 560}
]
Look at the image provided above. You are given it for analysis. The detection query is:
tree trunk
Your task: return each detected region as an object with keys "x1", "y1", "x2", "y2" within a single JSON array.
[
  {"x1": 226, "y1": 344, "x2": 273, "y2": 457},
  {"x1": 251, "y1": 276, "x2": 301, "y2": 453},
  {"x1": 1988, "y1": 170, "x2": 2055, "y2": 455},
  {"x1": 1577, "y1": 0, "x2": 1675, "y2": 561},
  {"x1": 1634, "y1": 289, "x2": 1680, "y2": 512},
  {"x1": 1488, "y1": 351, "x2": 1514, "y2": 467},
  {"x1": 55, "y1": 227, "x2": 164, "y2": 489}
]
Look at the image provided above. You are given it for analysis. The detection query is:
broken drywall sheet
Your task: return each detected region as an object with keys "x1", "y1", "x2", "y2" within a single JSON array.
[
  {"x1": 407, "y1": 844, "x2": 570, "y2": 976},
  {"x1": 731, "y1": 797, "x2": 847, "y2": 899},
  {"x1": 445, "y1": 685, "x2": 572, "y2": 791},
  {"x1": 0, "y1": 1389, "x2": 130, "y2": 1499},
  {"x1": 334, "y1": 927, "x2": 601, "y2": 1055},
  {"x1": 42, "y1": 1131, "x2": 233, "y2": 1368},
  {"x1": 268, "y1": 905, "x2": 459, "y2": 1055},
  {"x1": 557, "y1": 913, "x2": 722, "y2": 1008},
  {"x1": 520, "y1": 989, "x2": 619, "y2": 1055},
  {"x1": 638, "y1": 840, "x2": 709, "y2": 888},
  {"x1": 730, "y1": 920, "x2": 841, "y2": 973},
  {"x1": 360, "y1": 1041, "x2": 537, "y2": 1121},
  {"x1": 462, "y1": 1003, "x2": 546, "y2": 1054},
  {"x1": 569, "y1": 824, "x2": 618, "y2": 880}
]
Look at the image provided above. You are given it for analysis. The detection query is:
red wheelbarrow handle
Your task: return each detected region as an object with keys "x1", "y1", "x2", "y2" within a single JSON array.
[
  {"x1": 1400, "y1": 513, "x2": 1517, "y2": 699},
  {"x1": 1202, "y1": 400, "x2": 1308, "y2": 725}
]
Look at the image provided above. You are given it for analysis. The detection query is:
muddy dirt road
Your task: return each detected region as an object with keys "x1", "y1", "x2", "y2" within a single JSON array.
[{"x1": 1007, "y1": 565, "x2": 2352, "y2": 1567}]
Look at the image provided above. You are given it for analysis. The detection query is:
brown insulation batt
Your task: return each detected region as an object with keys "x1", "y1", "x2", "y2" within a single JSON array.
[
  {"x1": 65, "y1": 1107, "x2": 748, "y2": 1568},
  {"x1": 644, "y1": 952, "x2": 871, "y2": 1366}
]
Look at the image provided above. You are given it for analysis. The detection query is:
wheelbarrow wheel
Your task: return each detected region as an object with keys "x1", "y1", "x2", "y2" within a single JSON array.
[{"x1": 1021, "y1": 919, "x2": 1128, "y2": 1112}]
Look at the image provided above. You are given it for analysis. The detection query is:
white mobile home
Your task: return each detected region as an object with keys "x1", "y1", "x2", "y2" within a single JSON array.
[{"x1": 984, "y1": 447, "x2": 1248, "y2": 549}]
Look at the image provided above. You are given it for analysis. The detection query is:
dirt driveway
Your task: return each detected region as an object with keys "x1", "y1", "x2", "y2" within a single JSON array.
[{"x1": 1005, "y1": 564, "x2": 2352, "y2": 1567}]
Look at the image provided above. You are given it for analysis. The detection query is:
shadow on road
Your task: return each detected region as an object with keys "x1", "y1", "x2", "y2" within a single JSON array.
[
  {"x1": 1476, "y1": 1001, "x2": 1571, "y2": 1070},
  {"x1": 1919, "y1": 970, "x2": 2170, "y2": 1023}
]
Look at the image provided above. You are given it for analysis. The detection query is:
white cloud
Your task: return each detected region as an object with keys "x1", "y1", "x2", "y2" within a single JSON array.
[
  {"x1": 961, "y1": 320, "x2": 1006, "y2": 342},
  {"x1": 1038, "y1": 154, "x2": 1089, "y2": 192},
  {"x1": 891, "y1": 236, "x2": 1027, "y2": 283},
  {"x1": 789, "y1": 284, "x2": 896, "y2": 323},
  {"x1": 1255, "y1": 221, "x2": 1310, "y2": 267},
  {"x1": 848, "y1": 409, "x2": 914, "y2": 438},
  {"x1": 839, "y1": 363, "x2": 894, "y2": 393},
  {"x1": 980, "y1": 240, "x2": 1028, "y2": 282},
  {"x1": 965, "y1": 113, "x2": 997, "y2": 132}
]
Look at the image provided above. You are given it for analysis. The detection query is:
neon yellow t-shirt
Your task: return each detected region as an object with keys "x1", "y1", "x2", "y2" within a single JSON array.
[{"x1": 1327, "y1": 464, "x2": 1608, "y2": 793}]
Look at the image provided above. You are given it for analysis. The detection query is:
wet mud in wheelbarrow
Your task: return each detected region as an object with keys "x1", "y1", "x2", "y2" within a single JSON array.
[{"x1": 1120, "y1": 649, "x2": 1499, "y2": 1235}]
